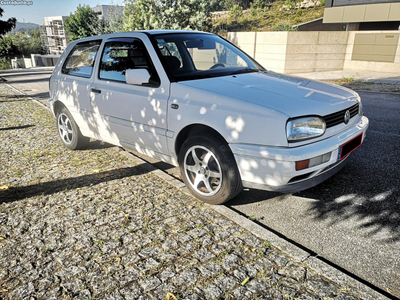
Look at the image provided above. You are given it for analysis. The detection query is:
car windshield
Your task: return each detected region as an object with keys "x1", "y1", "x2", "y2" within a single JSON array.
[{"x1": 152, "y1": 33, "x2": 265, "y2": 81}]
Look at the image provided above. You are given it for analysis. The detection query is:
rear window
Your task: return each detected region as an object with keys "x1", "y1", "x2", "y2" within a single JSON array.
[{"x1": 62, "y1": 40, "x2": 102, "y2": 78}]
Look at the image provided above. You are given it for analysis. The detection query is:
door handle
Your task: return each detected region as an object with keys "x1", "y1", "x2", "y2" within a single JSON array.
[{"x1": 91, "y1": 88, "x2": 101, "y2": 94}]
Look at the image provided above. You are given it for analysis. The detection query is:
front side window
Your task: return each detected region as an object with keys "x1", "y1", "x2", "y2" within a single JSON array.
[
  {"x1": 62, "y1": 40, "x2": 101, "y2": 78},
  {"x1": 153, "y1": 33, "x2": 265, "y2": 81},
  {"x1": 99, "y1": 38, "x2": 159, "y2": 86}
]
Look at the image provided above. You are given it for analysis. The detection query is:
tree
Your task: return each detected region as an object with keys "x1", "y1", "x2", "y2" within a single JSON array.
[
  {"x1": 0, "y1": 36, "x2": 15, "y2": 56},
  {"x1": 123, "y1": 0, "x2": 216, "y2": 31},
  {"x1": 64, "y1": 5, "x2": 99, "y2": 41},
  {"x1": 0, "y1": 7, "x2": 17, "y2": 38}
]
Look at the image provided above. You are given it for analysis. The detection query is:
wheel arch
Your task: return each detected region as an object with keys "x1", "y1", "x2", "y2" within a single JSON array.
[
  {"x1": 53, "y1": 100, "x2": 68, "y2": 116},
  {"x1": 174, "y1": 124, "x2": 230, "y2": 161}
]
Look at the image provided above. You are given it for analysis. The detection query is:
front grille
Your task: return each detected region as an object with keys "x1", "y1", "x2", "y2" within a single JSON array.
[{"x1": 323, "y1": 103, "x2": 359, "y2": 128}]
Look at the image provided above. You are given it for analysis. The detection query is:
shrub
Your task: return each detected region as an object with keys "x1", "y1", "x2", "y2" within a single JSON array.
[
  {"x1": 229, "y1": 5, "x2": 244, "y2": 22},
  {"x1": 0, "y1": 57, "x2": 12, "y2": 70},
  {"x1": 285, "y1": 0, "x2": 300, "y2": 9},
  {"x1": 272, "y1": 22, "x2": 298, "y2": 31}
]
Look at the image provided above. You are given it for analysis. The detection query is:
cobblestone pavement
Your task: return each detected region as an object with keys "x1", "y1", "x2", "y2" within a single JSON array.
[{"x1": 0, "y1": 82, "x2": 370, "y2": 300}]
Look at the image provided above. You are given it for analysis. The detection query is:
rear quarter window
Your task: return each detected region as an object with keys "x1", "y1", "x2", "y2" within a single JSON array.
[{"x1": 62, "y1": 40, "x2": 102, "y2": 78}]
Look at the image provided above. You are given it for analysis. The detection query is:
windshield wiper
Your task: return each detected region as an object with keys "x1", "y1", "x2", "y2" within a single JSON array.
[{"x1": 230, "y1": 68, "x2": 259, "y2": 75}]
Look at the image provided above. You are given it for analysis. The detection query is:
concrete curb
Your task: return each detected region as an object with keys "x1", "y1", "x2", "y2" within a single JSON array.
[{"x1": 3, "y1": 82, "x2": 50, "y2": 112}]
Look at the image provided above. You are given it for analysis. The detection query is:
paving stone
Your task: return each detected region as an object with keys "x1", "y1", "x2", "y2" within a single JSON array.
[
  {"x1": 153, "y1": 283, "x2": 177, "y2": 298},
  {"x1": 162, "y1": 238, "x2": 178, "y2": 251},
  {"x1": 202, "y1": 284, "x2": 223, "y2": 300},
  {"x1": 9, "y1": 282, "x2": 35, "y2": 299},
  {"x1": 139, "y1": 247, "x2": 161, "y2": 258},
  {"x1": 277, "y1": 277, "x2": 303, "y2": 297},
  {"x1": 306, "y1": 276, "x2": 339, "y2": 297},
  {"x1": 210, "y1": 241, "x2": 230, "y2": 254},
  {"x1": 278, "y1": 262, "x2": 306, "y2": 282},
  {"x1": 198, "y1": 261, "x2": 223, "y2": 278},
  {"x1": 214, "y1": 275, "x2": 240, "y2": 291},
  {"x1": 119, "y1": 284, "x2": 142, "y2": 299},
  {"x1": 0, "y1": 86, "x2": 364, "y2": 300},
  {"x1": 222, "y1": 253, "x2": 242, "y2": 271},
  {"x1": 269, "y1": 251, "x2": 291, "y2": 268},
  {"x1": 77, "y1": 289, "x2": 92, "y2": 300},
  {"x1": 193, "y1": 248, "x2": 215, "y2": 262},
  {"x1": 139, "y1": 277, "x2": 162, "y2": 292},
  {"x1": 159, "y1": 267, "x2": 176, "y2": 282},
  {"x1": 246, "y1": 278, "x2": 271, "y2": 294},
  {"x1": 172, "y1": 269, "x2": 199, "y2": 287},
  {"x1": 262, "y1": 288, "x2": 284, "y2": 299},
  {"x1": 253, "y1": 257, "x2": 275, "y2": 272},
  {"x1": 61, "y1": 278, "x2": 84, "y2": 294}
]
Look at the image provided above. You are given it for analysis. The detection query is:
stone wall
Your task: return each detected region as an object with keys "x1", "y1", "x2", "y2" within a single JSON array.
[{"x1": 227, "y1": 30, "x2": 400, "y2": 74}]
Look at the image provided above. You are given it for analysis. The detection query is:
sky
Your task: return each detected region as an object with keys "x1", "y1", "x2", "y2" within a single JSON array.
[{"x1": 1, "y1": 0, "x2": 124, "y2": 25}]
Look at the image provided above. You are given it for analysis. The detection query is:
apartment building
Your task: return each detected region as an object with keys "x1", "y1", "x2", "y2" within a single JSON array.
[
  {"x1": 43, "y1": 16, "x2": 69, "y2": 54},
  {"x1": 91, "y1": 5, "x2": 124, "y2": 21}
]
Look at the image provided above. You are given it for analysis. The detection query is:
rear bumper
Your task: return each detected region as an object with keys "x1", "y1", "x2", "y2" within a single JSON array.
[{"x1": 231, "y1": 116, "x2": 369, "y2": 193}]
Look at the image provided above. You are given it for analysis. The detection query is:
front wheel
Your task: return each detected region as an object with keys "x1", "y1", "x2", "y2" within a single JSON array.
[
  {"x1": 179, "y1": 133, "x2": 242, "y2": 205},
  {"x1": 56, "y1": 107, "x2": 89, "y2": 150}
]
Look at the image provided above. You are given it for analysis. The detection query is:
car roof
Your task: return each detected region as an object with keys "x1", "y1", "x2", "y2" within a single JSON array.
[{"x1": 71, "y1": 30, "x2": 212, "y2": 44}]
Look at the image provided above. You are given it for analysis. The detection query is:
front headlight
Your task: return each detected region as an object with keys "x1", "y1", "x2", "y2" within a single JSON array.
[{"x1": 286, "y1": 116, "x2": 326, "y2": 142}]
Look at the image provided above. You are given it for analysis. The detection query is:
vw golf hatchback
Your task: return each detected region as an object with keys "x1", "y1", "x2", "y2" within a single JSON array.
[{"x1": 49, "y1": 30, "x2": 369, "y2": 204}]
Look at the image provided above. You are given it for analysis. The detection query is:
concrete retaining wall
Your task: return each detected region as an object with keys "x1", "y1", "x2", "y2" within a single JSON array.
[{"x1": 227, "y1": 30, "x2": 400, "y2": 74}]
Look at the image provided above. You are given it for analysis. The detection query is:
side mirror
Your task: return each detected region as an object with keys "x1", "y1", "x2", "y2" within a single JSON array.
[{"x1": 125, "y1": 69, "x2": 151, "y2": 85}]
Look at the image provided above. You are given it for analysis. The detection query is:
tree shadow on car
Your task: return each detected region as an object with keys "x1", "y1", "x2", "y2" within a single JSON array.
[{"x1": 0, "y1": 164, "x2": 152, "y2": 205}]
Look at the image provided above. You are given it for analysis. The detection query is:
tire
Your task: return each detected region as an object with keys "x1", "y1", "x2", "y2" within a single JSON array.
[
  {"x1": 56, "y1": 107, "x2": 89, "y2": 150},
  {"x1": 178, "y1": 132, "x2": 242, "y2": 205}
]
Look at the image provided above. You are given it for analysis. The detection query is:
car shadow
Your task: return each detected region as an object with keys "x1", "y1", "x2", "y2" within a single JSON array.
[{"x1": 0, "y1": 164, "x2": 151, "y2": 205}]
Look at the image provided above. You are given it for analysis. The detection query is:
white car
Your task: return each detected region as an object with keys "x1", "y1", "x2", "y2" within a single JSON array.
[{"x1": 49, "y1": 30, "x2": 369, "y2": 204}]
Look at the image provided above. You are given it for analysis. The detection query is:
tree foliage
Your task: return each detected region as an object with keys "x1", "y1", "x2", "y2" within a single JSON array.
[
  {"x1": 0, "y1": 32, "x2": 45, "y2": 56},
  {"x1": 123, "y1": 0, "x2": 219, "y2": 31},
  {"x1": 66, "y1": 4, "x2": 124, "y2": 39},
  {"x1": 0, "y1": 7, "x2": 17, "y2": 38},
  {"x1": 0, "y1": 36, "x2": 15, "y2": 56},
  {"x1": 64, "y1": 5, "x2": 100, "y2": 41}
]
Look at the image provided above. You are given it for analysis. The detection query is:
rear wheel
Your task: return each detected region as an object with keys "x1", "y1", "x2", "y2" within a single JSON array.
[
  {"x1": 179, "y1": 132, "x2": 242, "y2": 205},
  {"x1": 56, "y1": 107, "x2": 89, "y2": 150}
]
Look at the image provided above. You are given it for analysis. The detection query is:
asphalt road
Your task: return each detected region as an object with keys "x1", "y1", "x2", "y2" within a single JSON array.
[
  {"x1": 0, "y1": 68, "x2": 52, "y2": 101},
  {"x1": 228, "y1": 91, "x2": 400, "y2": 297},
  {"x1": 1, "y1": 68, "x2": 399, "y2": 298}
]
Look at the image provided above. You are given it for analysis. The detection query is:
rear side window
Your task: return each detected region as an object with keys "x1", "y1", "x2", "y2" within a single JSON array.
[
  {"x1": 99, "y1": 38, "x2": 160, "y2": 86},
  {"x1": 62, "y1": 40, "x2": 101, "y2": 78}
]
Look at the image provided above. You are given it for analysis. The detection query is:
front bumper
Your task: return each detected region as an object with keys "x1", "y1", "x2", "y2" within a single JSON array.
[{"x1": 231, "y1": 116, "x2": 369, "y2": 193}]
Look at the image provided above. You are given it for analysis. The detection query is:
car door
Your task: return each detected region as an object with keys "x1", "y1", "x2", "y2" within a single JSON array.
[
  {"x1": 90, "y1": 35, "x2": 171, "y2": 160},
  {"x1": 53, "y1": 39, "x2": 102, "y2": 136}
]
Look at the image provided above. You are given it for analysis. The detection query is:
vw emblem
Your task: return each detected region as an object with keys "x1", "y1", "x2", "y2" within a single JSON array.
[{"x1": 344, "y1": 110, "x2": 350, "y2": 124}]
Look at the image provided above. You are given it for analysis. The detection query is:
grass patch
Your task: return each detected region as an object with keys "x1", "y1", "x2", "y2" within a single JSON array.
[{"x1": 212, "y1": 0, "x2": 324, "y2": 36}]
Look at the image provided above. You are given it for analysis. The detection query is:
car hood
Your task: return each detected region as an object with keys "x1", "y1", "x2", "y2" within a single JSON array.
[{"x1": 178, "y1": 71, "x2": 359, "y2": 117}]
